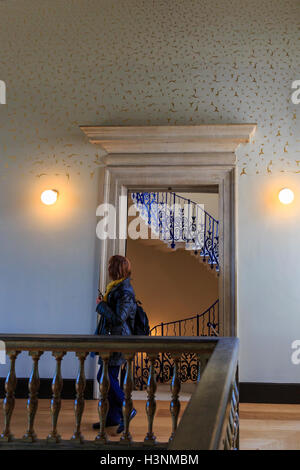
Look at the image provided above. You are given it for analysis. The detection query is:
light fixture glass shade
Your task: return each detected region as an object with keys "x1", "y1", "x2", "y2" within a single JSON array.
[
  {"x1": 278, "y1": 188, "x2": 294, "y2": 205},
  {"x1": 41, "y1": 189, "x2": 58, "y2": 205}
]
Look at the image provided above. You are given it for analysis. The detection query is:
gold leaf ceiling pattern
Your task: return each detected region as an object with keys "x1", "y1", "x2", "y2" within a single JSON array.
[{"x1": 0, "y1": 0, "x2": 299, "y2": 179}]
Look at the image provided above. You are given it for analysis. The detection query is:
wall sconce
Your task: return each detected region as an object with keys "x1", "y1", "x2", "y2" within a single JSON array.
[
  {"x1": 278, "y1": 188, "x2": 294, "y2": 205},
  {"x1": 41, "y1": 189, "x2": 59, "y2": 205}
]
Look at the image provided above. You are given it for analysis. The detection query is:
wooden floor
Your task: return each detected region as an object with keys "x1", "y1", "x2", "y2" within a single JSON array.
[
  {"x1": 240, "y1": 403, "x2": 300, "y2": 450},
  {"x1": 1, "y1": 400, "x2": 300, "y2": 449}
]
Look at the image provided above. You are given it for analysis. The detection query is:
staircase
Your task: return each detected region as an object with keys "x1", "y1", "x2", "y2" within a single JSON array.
[
  {"x1": 130, "y1": 191, "x2": 220, "y2": 389},
  {"x1": 134, "y1": 299, "x2": 219, "y2": 390},
  {"x1": 131, "y1": 191, "x2": 219, "y2": 272},
  {"x1": 151, "y1": 299, "x2": 219, "y2": 337}
]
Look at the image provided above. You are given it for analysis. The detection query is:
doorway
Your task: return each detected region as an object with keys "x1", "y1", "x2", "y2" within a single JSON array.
[
  {"x1": 126, "y1": 189, "x2": 219, "y2": 335},
  {"x1": 80, "y1": 124, "x2": 256, "y2": 397},
  {"x1": 98, "y1": 164, "x2": 236, "y2": 339}
]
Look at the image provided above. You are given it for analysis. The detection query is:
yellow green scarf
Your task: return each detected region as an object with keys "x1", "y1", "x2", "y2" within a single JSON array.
[{"x1": 103, "y1": 277, "x2": 126, "y2": 302}]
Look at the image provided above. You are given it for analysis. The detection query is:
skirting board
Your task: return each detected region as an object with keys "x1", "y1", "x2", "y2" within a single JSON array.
[
  {"x1": 1, "y1": 379, "x2": 300, "y2": 403},
  {"x1": 239, "y1": 382, "x2": 300, "y2": 404}
]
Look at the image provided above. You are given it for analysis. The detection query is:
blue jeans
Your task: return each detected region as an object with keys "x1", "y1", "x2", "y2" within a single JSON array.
[{"x1": 97, "y1": 365, "x2": 124, "y2": 426}]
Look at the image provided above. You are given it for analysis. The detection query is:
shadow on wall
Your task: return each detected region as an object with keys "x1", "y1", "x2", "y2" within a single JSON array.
[{"x1": 126, "y1": 237, "x2": 218, "y2": 329}]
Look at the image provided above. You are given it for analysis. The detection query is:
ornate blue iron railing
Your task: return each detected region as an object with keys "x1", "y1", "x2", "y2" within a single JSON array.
[
  {"x1": 131, "y1": 191, "x2": 219, "y2": 271},
  {"x1": 133, "y1": 299, "x2": 219, "y2": 390}
]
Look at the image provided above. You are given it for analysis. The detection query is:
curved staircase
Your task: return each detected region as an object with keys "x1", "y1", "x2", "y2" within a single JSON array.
[
  {"x1": 130, "y1": 191, "x2": 220, "y2": 388},
  {"x1": 134, "y1": 299, "x2": 219, "y2": 390},
  {"x1": 131, "y1": 191, "x2": 219, "y2": 273}
]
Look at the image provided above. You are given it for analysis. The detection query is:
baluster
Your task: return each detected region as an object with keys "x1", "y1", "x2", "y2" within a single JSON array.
[
  {"x1": 138, "y1": 353, "x2": 142, "y2": 391},
  {"x1": 71, "y1": 352, "x2": 88, "y2": 443},
  {"x1": 140, "y1": 352, "x2": 144, "y2": 390},
  {"x1": 170, "y1": 193, "x2": 175, "y2": 248},
  {"x1": 228, "y1": 401, "x2": 235, "y2": 449},
  {"x1": 161, "y1": 193, "x2": 164, "y2": 240},
  {"x1": 134, "y1": 353, "x2": 139, "y2": 391},
  {"x1": 230, "y1": 390, "x2": 237, "y2": 448},
  {"x1": 234, "y1": 407, "x2": 240, "y2": 449},
  {"x1": 169, "y1": 355, "x2": 181, "y2": 442},
  {"x1": 141, "y1": 353, "x2": 146, "y2": 391},
  {"x1": 215, "y1": 220, "x2": 219, "y2": 271},
  {"x1": 144, "y1": 354, "x2": 157, "y2": 444},
  {"x1": 203, "y1": 213, "x2": 207, "y2": 260},
  {"x1": 208, "y1": 216, "x2": 212, "y2": 264},
  {"x1": 191, "y1": 215, "x2": 196, "y2": 244},
  {"x1": 233, "y1": 369, "x2": 240, "y2": 450},
  {"x1": 120, "y1": 354, "x2": 134, "y2": 444},
  {"x1": 0, "y1": 350, "x2": 20, "y2": 442},
  {"x1": 211, "y1": 220, "x2": 215, "y2": 268},
  {"x1": 95, "y1": 354, "x2": 110, "y2": 444},
  {"x1": 224, "y1": 424, "x2": 231, "y2": 450},
  {"x1": 47, "y1": 351, "x2": 66, "y2": 443},
  {"x1": 195, "y1": 204, "x2": 199, "y2": 252},
  {"x1": 147, "y1": 192, "x2": 151, "y2": 225},
  {"x1": 134, "y1": 354, "x2": 137, "y2": 390},
  {"x1": 187, "y1": 199, "x2": 190, "y2": 241},
  {"x1": 199, "y1": 204, "x2": 204, "y2": 252},
  {"x1": 174, "y1": 195, "x2": 178, "y2": 242},
  {"x1": 23, "y1": 351, "x2": 43, "y2": 442},
  {"x1": 167, "y1": 191, "x2": 170, "y2": 242},
  {"x1": 160, "y1": 350, "x2": 165, "y2": 384},
  {"x1": 164, "y1": 192, "x2": 168, "y2": 241},
  {"x1": 136, "y1": 353, "x2": 139, "y2": 391},
  {"x1": 193, "y1": 203, "x2": 196, "y2": 236}
]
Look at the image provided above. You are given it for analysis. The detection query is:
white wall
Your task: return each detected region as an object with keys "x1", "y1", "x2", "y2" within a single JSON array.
[
  {"x1": 0, "y1": 0, "x2": 299, "y2": 383},
  {"x1": 127, "y1": 238, "x2": 218, "y2": 330},
  {"x1": 238, "y1": 175, "x2": 300, "y2": 383},
  {"x1": 0, "y1": 173, "x2": 100, "y2": 379},
  {"x1": 178, "y1": 193, "x2": 219, "y2": 220}
]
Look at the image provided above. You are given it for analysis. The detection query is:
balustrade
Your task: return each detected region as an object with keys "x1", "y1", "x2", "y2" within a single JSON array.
[
  {"x1": 131, "y1": 191, "x2": 219, "y2": 271},
  {"x1": 0, "y1": 335, "x2": 238, "y2": 450},
  {"x1": 134, "y1": 300, "x2": 219, "y2": 389}
]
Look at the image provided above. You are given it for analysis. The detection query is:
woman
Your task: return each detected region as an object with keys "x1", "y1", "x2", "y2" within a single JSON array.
[{"x1": 93, "y1": 255, "x2": 137, "y2": 433}]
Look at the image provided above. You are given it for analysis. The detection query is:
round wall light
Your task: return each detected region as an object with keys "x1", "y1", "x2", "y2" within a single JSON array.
[
  {"x1": 41, "y1": 189, "x2": 59, "y2": 205},
  {"x1": 278, "y1": 188, "x2": 294, "y2": 205}
]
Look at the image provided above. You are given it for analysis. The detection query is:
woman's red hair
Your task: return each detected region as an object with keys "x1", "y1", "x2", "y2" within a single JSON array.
[{"x1": 108, "y1": 255, "x2": 131, "y2": 281}]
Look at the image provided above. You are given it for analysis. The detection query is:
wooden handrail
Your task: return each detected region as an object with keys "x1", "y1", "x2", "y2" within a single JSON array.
[
  {"x1": 169, "y1": 337, "x2": 239, "y2": 450},
  {"x1": 0, "y1": 335, "x2": 238, "y2": 450},
  {"x1": 0, "y1": 334, "x2": 217, "y2": 354}
]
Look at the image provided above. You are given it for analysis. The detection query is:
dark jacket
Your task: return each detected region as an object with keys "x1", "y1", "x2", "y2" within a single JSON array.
[{"x1": 96, "y1": 277, "x2": 137, "y2": 366}]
